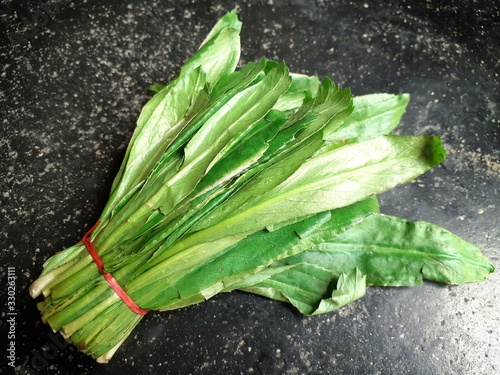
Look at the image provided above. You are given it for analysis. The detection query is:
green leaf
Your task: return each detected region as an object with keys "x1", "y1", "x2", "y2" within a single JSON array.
[
  {"x1": 194, "y1": 109, "x2": 289, "y2": 195},
  {"x1": 106, "y1": 67, "x2": 207, "y2": 217},
  {"x1": 182, "y1": 61, "x2": 291, "y2": 167},
  {"x1": 324, "y1": 93, "x2": 410, "y2": 143},
  {"x1": 240, "y1": 267, "x2": 366, "y2": 316},
  {"x1": 297, "y1": 78, "x2": 353, "y2": 143},
  {"x1": 272, "y1": 73, "x2": 321, "y2": 112},
  {"x1": 99, "y1": 11, "x2": 243, "y2": 225},
  {"x1": 297, "y1": 214, "x2": 495, "y2": 286},
  {"x1": 190, "y1": 80, "x2": 354, "y2": 231},
  {"x1": 179, "y1": 14, "x2": 241, "y2": 84},
  {"x1": 94, "y1": 61, "x2": 291, "y2": 251},
  {"x1": 198, "y1": 9, "x2": 242, "y2": 49},
  {"x1": 151, "y1": 211, "x2": 333, "y2": 310},
  {"x1": 288, "y1": 73, "x2": 321, "y2": 96},
  {"x1": 128, "y1": 198, "x2": 377, "y2": 310},
  {"x1": 157, "y1": 61, "x2": 292, "y2": 215},
  {"x1": 193, "y1": 135, "x2": 445, "y2": 241},
  {"x1": 148, "y1": 82, "x2": 165, "y2": 94},
  {"x1": 144, "y1": 60, "x2": 269, "y2": 186}
]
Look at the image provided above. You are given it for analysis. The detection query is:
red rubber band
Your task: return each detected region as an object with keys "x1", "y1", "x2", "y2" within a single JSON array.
[{"x1": 81, "y1": 221, "x2": 148, "y2": 316}]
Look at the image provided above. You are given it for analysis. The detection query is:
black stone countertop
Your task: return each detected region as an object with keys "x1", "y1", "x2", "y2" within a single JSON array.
[{"x1": 1, "y1": 1, "x2": 499, "y2": 374}]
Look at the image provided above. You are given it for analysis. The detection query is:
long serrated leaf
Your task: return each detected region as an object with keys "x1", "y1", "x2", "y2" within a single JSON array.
[
  {"x1": 295, "y1": 78, "x2": 353, "y2": 143},
  {"x1": 106, "y1": 67, "x2": 207, "y2": 215},
  {"x1": 153, "y1": 62, "x2": 291, "y2": 215},
  {"x1": 324, "y1": 93, "x2": 410, "y2": 143},
  {"x1": 179, "y1": 23, "x2": 241, "y2": 84},
  {"x1": 106, "y1": 110, "x2": 293, "y2": 267},
  {"x1": 192, "y1": 135, "x2": 445, "y2": 241},
  {"x1": 272, "y1": 73, "x2": 321, "y2": 113},
  {"x1": 182, "y1": 61, "x2": 291, "y2": 167},
  {"x1": 239, "y1": 267, "x2": 366, "y2": 316},
  {"x1": 194, "y1": 109, "x2": 289, "y2": 195},
  {"x1": 295, "y1": 214, "x2": 495, "y2": 286},
  {"x1": 198, "y1": 9, "x2": 242, "y2": 48},
  {"x1": 144, "y1": 60, "x2": 269, "y2": 186},
  {"x1": 99, "y1": 14, "x2": 242, "y2": 225},
  {"x1": 288, "y1": 73, "x2": 321, "y2": 96},
  {"x1": 94, "y1": 62, "x2": 292, "y2": 251},
  {"x1": 128, "y1": 199, "x2": 377, "y2": 310},
  {"x1": 190, "y1": 81, "x2": 354, "y2": 231}
]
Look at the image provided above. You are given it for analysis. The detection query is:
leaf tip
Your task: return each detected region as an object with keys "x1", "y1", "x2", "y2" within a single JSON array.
[{"x1": 424, "y1": 135, "x2": 446, "y2": 166}]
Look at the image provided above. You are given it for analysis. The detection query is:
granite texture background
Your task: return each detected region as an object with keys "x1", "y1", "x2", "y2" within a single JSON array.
[{"x1": 1, "y1": 0, "x2": 499, "y2": 374}]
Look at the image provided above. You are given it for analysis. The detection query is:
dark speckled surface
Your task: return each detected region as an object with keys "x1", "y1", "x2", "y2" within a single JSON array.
[{"x1": 1, "y1": 1, "x2": 499, "y2": 374}]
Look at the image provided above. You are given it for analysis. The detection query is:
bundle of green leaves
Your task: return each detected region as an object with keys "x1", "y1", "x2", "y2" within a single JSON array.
[{"x1": 30, "y1": 10, "x2": 494, "y2": 363}]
